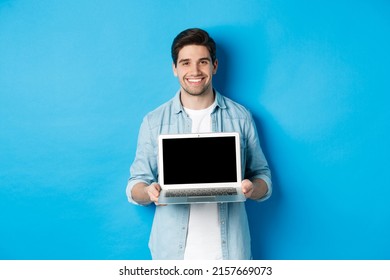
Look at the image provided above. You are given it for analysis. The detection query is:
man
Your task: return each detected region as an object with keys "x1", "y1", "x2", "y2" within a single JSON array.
[{"x1": 126, "y1": 28, "x2": 272, "y2": 260}]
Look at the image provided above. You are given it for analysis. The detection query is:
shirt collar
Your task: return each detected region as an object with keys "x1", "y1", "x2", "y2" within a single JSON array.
[{"x1": 173, "y1": 89, "x2": 227, "y2": 114}]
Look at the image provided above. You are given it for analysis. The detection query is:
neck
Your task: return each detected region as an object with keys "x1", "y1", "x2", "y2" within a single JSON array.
[{"x1": 180, "y1": 88, "x2": 215, "y2": 110}]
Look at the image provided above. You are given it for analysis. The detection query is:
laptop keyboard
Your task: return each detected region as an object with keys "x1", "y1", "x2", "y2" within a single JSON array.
[{"x1": 165, "y1": 187, "x2": 238, "y2": 197}]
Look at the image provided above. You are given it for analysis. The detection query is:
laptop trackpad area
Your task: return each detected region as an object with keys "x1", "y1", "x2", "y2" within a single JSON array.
[{"x1": 187, "y1": 196, "x2": 216, "y2": 203}]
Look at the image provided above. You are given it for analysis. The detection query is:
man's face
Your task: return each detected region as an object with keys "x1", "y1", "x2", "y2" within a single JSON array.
[{"x1": 173, "y1": 45, "x2": 218, "y2": 97}]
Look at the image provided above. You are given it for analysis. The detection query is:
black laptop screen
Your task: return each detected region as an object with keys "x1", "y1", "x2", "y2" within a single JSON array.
[{"x1": 162, "y1": 136, "x2": 238, "y2": 185}]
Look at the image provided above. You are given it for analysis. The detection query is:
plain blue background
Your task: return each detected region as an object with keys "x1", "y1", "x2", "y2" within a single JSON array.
[{"x1": 1, "y1": 0, "x2": 389, "y2": 260}]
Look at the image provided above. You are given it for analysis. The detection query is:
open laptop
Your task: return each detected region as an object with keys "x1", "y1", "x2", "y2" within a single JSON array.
[{"x1": 157, "y1": 132, "x2": 246, "y2": 204}]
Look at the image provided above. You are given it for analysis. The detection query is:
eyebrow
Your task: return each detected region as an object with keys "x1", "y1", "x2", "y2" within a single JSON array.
[{"x1": 178, "y1": 57, "x2": 211, "y2": 64}]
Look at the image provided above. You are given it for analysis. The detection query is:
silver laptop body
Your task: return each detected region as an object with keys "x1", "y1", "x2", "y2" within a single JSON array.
[{"x1": 157, "y1": 132, "x2": 246, "y2": 204}]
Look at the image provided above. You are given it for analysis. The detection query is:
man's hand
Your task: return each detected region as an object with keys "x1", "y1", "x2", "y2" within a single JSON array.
[
  {"x1": 131, "y1": 182, "x2": 166, "y2": 206},
  {"x1": 145, "y1": 183, "x2": 161, "y2": 204},
  {"x1": 145, "y1": 183, "x2": 167, "y2": 206},
  {"x1": 241, "y1": 179, "x2": 254, "y2": 198},
  {"x1": 241, "y1": 178, "x2": 269, "y2": 200}
]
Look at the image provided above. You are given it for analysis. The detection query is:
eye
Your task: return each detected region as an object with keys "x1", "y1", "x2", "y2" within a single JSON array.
[{"x1": 200, "y1": 60, "x2": 209, "y2": 65}]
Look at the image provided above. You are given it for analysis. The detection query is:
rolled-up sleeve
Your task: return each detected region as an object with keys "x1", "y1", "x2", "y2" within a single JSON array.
[
  {"x1": 126, "y1": 115, "x2": 158, "y2": 205},
  {"x1": 245, "y1": 112, "x2": 272, "y2": 202}
]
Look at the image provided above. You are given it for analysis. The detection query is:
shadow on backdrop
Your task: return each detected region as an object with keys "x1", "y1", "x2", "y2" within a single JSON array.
[{"x1": 213, "y1": 37, "x2": 281, "y2": 260}]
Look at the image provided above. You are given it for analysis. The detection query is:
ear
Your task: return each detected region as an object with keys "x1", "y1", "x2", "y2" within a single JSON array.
[
  {"x1": 212, "y1": 59, "x2": 218, "y2": 75},
  {"x1": 172, "y1": 62, "x2": 178, "y2": 76}
]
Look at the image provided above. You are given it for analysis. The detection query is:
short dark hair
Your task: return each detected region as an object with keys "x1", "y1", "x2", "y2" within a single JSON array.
[{"x1": 171, "y1": 28, "x2": 217, "y2": 66}]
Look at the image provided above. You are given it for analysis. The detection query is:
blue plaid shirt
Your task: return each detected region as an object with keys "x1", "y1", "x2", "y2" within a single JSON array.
[{"x1": 126, "y1": 90, "x2": 272, "y2": 259}]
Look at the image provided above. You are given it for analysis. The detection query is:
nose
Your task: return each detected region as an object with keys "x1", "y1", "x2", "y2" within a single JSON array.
[{"x1": 189, "y1": 63, "x2": 201, "y2": 75}]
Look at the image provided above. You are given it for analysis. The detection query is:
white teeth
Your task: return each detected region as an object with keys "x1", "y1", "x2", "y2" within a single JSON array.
[{"x1": 187, "y1": 78, "x2": 202, "y2": 83}]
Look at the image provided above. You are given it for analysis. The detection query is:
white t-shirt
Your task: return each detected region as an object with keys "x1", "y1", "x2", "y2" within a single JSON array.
[{"x1": 183, "y1": 101, "x2": 223, "y2": 260}]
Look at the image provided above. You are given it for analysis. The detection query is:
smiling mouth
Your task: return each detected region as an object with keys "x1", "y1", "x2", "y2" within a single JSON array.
[{"x1": 186, "y1": 77, "x2": 204, "y2": 85}]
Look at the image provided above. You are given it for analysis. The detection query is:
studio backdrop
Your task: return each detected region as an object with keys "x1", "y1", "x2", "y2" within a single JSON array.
[{"x1": 0, "y1": 0, "x2": 389, "y2": 259}]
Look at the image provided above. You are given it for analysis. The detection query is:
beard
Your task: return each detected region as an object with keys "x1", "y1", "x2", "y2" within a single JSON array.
[{"x1": 180, "y1": 79, "x2": 212, "y2": 97}]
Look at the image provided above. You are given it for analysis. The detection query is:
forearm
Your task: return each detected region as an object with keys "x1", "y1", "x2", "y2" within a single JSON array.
[
  {"x1": 131, "y1": 182, "x2": 152, "y2": 205},
  {"x1": 249, "y1": 178, "x2": 269, "y2": 200}
]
